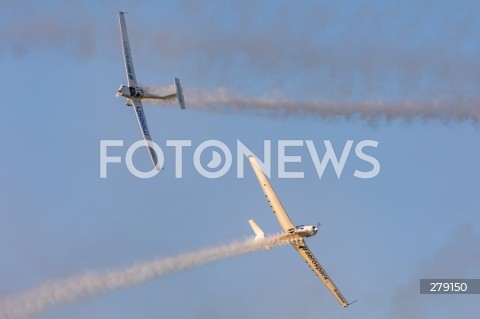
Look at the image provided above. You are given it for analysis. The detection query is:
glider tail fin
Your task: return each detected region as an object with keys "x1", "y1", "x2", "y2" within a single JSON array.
[
  {"x1": 249, "y1": 219, "x2": 271, "y2": 250},
  {"x1": 249, "y1": 219, "x2": 265, "y2": 240}
]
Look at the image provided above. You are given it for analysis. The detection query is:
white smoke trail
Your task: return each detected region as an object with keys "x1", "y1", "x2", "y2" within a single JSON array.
[
  {"x1": 145, "y1": 85, "x2": 480, "y2": 123},
  {"x1": 0, "y1": 235, "x2": 290, "y2": 319}
]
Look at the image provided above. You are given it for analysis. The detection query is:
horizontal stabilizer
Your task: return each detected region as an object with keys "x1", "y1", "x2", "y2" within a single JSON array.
[{"x1": 175, "y1": 77, "x2": 186, "y2": 109}]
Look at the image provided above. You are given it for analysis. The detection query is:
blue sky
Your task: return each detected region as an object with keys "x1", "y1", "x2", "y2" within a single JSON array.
[{"x1": 1, "y1": 1, "x2": 479, "y2": 318}]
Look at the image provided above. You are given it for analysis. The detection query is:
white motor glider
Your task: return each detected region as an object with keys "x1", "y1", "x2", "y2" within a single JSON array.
[
  {"x1": 248, "y1": 155, "x2": 353, "y2": 308},
  {"x1": 116, "y1": 12, "x2": 185, "y2": 169}
]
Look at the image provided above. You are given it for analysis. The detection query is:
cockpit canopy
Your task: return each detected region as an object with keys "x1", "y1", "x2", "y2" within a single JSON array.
[
  {"x1": 117, "y1": 85, "x2": 144, "y2": 98},
  {"x1": 294, "y1": 225, "x2": 318, "y2": 237}
]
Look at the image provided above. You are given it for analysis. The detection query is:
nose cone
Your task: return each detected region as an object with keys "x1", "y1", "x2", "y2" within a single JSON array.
[{"x1": 117, "y1": 85, "x2": 129, "y2": 98}]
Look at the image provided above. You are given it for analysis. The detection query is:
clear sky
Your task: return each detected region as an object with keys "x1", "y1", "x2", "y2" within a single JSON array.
[{"x1": 1, "y1": 0, "x2": 479, "y2": 318}]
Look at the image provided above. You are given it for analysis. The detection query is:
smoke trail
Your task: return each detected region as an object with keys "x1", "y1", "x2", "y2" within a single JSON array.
[
  {"x1": 145, "y1": 86, "x2": 480, "y2": 123},
  {"x1": 0, "y1": 235, "x2": 289, "y2": 319}
]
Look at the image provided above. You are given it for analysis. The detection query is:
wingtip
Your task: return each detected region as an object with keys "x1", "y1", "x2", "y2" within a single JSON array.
[
  {"x1": 248, "y1": 155, "x2": 262, "y2": 170},
  {"x1": 347, "y1": 299, "x2": 358, "y2": 307}
]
